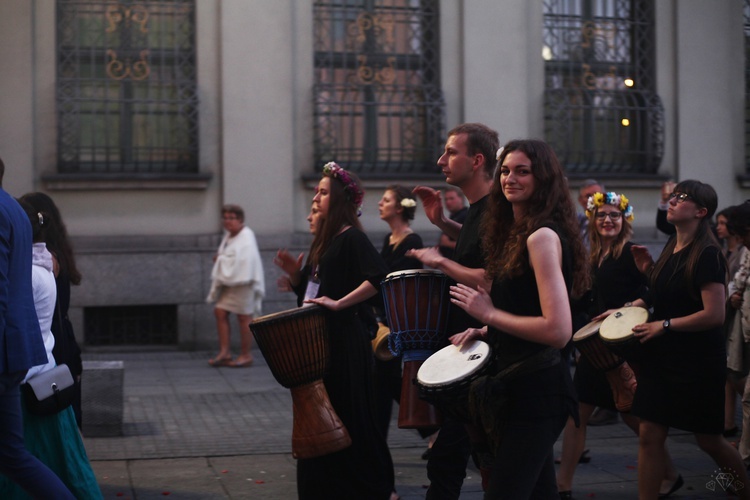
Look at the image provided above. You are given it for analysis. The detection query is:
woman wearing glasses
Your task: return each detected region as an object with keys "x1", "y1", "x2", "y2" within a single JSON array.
[
  {"x1": 557, "y1": 193, "x2": 682, "y2": 499},
  {"x1": 628, "y1": 181, "x2": 750, "y2": 499}
]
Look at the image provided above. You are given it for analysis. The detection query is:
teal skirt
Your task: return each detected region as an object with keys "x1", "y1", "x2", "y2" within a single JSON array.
[{"x1": 0, "y1": 400, "x2": 102, "y2": 499}]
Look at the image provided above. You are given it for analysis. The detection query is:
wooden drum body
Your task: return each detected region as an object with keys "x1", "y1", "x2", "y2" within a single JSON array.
[
  {"x1": 250, "y1": 305, "x2": 351, "y2": 459},
  {"x1": 381, "y1": 269, "x2": 450, "y2": 430},
  {"x1": 573, "y1": 319, "x2": 637, "y2": 412}
]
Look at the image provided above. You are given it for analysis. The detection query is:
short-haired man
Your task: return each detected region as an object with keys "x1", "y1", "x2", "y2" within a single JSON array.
[{"x1": 410, "y1": 122, "x2": 499, "y2": 498}]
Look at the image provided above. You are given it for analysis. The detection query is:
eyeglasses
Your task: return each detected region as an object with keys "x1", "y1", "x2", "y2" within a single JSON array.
[
  {"x1": 668, "y1": 192, "x2": 691, "y2": 204},
  {"x1": 594, "y1": 212, "x2": 622, "y2": 221}
]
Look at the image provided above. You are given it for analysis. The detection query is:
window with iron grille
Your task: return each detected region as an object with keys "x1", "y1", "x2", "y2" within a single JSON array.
[
  {"x1": 313, "y1": 0, "x2": 445, "y2": 178},
  {"x1": 543, "y1": 0, "x2": 664, "y2": 175},
  {"x1": 56, "y1": 0, "x2": 198, "y2": 175}
]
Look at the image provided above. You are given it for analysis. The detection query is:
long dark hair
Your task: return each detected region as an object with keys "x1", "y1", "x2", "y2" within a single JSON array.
[
  {"x1": 308, "y1": 167, "x2": 363, "y2": 268},
  {"x1": 650, "y1": 180, "x2": 724, "y2": 297},
  {"x1": 481, "y1": 139, "x2": 590, "y2": 298},
  {"x1": 19, "y1": 192, "x2": 82, "y2": 285}
]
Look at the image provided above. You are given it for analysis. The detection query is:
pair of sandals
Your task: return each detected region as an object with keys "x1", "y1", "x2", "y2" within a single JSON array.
[{"x1": 208, "y1": 355, "x2": 253, "y2": 368}]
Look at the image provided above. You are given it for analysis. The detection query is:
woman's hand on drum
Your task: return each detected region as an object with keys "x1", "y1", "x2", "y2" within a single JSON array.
[
  {"x1": 632, "y1": 321, "x2": 665, "y2": 343},
  {"x1": 406, "y1": 246, "x2": 445, "y2": 269},
  {"x1": 630, "y1": 245, "x2": 655, "y2": 275},
  {"x1": 304, "y1": 295, "x2": 341, "y2": 311},
  {"x1": 449, "y1": 283, "x2": 493, "y2": 325},
  {"x1": 449, "y1": 326, "x2": 488, "y2": 346},
  {"x1": 591, "y1": 308, "x2": 618, "y2": 322}
]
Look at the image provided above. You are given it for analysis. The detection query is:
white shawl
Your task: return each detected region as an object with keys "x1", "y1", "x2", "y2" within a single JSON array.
[{"x1": 206, "y1": 226, "x2": 265, "y2": 315}]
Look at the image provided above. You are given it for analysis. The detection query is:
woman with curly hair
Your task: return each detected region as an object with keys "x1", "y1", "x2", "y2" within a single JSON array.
[
  {"x1": 274, "y1": 162, "x2": 395, "y2": 499},
  {"x1": 448, "y1": 139, "x2": 589, "y2": 497},
  {"x1": 629, "y1": 180, "x2": 750, "y2": 499}
]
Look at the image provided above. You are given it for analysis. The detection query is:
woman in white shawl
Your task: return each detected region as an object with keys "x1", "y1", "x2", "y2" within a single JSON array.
[{"x1": 207, "y1": 204, "x2": 265, "y2": 367}]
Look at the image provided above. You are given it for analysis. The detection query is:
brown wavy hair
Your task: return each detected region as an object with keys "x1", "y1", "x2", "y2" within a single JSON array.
[
  {"x1": 308, "y1": 167, "x2": 364, "y2": 268},
  {"x1": 480, "y1": 139, "x2": 590, "y2": 298}
]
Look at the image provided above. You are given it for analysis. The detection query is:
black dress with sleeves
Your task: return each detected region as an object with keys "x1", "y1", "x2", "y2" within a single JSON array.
[{"x1": 296, "y1": 227, "x2": 394, "y2": 499}]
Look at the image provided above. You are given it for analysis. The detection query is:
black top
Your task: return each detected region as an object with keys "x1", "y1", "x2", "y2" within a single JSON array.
[
  {"x1": 488, "y1": 225, "x2": 575, "y2": 369},
  {"x1": 588, "y1": 241, "x2": 648, "y2": 316},
  {"x1": 632, "y1": 243, "x2": 727, "y2": 433},
  {"x1": 380, "y1": 232, "x2": 423, "y2": 273},
  {"x1": 296, "y1": 227, "x2": 394, "y2": 498},
  {"x1": 446, "y1": 195, "x2": 488, "y2": 336},
  {"x1": 450, "y1": 206, "x2": 469, "y2": 225}
]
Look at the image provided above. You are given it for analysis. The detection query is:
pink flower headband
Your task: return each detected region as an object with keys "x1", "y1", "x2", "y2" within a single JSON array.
[{"x1": 322, "y1": 162, "x2": 364, "y2": 215}]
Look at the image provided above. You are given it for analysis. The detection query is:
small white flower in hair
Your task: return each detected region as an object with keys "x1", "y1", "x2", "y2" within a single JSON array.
[
  {"x1": 496, "y1": 147, "x2": 504, "y2": 161},
  {"x1": 400, "y1": 198, "x2": 416, "y2": 208}
]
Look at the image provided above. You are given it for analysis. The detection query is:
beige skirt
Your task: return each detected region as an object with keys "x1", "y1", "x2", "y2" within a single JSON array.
[{"x1": 215, "y1": 284, "x2": 256, "y2": 315}]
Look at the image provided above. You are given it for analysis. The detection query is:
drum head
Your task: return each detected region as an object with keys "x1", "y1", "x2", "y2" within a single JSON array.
[
  {"x1": 384, "y1": 268, "x2": 446, "y2": 280},
  {"x1": 251, "y1": 304, "x2": 322, "y2": 326},
  {"x1": 572, "y1": 320, "x2": 603, "y2": 342},
  {"x1": 417, "y1": 340, "x2": 491, "y2": 388},
  {"x1": 600, "y1": 306, "x2": 649, "y2": 342}
]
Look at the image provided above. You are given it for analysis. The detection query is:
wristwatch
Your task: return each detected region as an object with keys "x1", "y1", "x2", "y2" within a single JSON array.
[{"x1": 663, "y1": 319, "x2": 671, "y2": 331}]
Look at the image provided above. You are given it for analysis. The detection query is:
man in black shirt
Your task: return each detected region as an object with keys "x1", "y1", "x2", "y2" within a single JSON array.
[{"x1": 410, "y1": 122, "x2": 499, "y2": 499}]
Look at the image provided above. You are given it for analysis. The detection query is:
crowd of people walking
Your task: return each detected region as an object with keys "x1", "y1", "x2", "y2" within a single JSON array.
[{"x1": 3, "y1": 116, "x2": 750, "y2": 499}]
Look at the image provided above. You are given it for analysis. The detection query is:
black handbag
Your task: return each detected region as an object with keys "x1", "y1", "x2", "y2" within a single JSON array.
[{"x1": 21, "y1": 363, "x2": 76, "y2": 416}]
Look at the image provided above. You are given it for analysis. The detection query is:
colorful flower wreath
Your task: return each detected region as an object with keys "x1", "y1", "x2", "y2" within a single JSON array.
[
  {"x1": 585, "y1": 191, "x2": 635, "y2": 221},
  {"x1": 323, "y1": 161, "x2": 365, "y2": 214}
]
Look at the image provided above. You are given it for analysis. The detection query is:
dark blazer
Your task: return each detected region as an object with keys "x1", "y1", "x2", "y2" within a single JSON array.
[{"x1": 0, "y1": 189, "x2": 46, "y2": 374}]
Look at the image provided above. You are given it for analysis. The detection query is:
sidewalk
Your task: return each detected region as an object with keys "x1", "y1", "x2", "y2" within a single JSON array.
[{"x1": 82, "y1": 349, "x2": 734, "y2": 499}]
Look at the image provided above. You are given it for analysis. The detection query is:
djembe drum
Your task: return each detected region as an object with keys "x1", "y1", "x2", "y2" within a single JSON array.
[
  {"x1": 417, "y1": 340, "x2": 492, "y2": 422},
  {"x1": 572, "y1": 319, "x2": 637, "y2": 412},
  {"x1": 600, "y1": 306, "x2": 650, "y2": 365},
  {"x1": 381, "y1": 269, "x2": 450, "y2": 430},
  {"x1": 250, "y1": 305, "x2": 351, "y2": 459}
]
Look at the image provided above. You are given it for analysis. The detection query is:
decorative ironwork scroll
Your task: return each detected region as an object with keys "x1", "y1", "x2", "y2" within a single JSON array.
[{"x1": 313, "y1": 0, "x2": 445, "y2": 177}]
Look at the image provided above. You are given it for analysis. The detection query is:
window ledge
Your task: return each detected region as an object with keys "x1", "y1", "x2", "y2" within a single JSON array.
[{"x1": 42, "y1": 173, "x2": 212, "y2": 191}]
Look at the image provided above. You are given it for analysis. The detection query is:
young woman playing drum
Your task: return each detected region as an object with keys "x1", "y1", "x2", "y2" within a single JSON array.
[
  {"x1": 374, "y1": 185, "x2": 429, "y2": 436},
  {"x1": 274, "y1": 162, "x2": 396, "y2": 499},
  {"x1": 557, "y1": 193, "x2": 681, "y2": 499},
  {"x1": 629, "y1": 180, "x2": 750, "y2": 499},
  {"x1": 448, "y1": 139, "x2": 589, "y2": 497}
]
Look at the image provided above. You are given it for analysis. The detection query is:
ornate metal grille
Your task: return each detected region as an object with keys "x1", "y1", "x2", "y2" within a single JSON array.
[
  {"x1": 543, "y1": 0, "x2": 664, "y2": 175},
  {"x1": 745, "y1": 0, "x2": 750, "y2": 172},
  {"x1": 85, "y1": 305, "x2": 178, "y2": 345},
  {"x1": 56, "y1": 0, "x2": 198, "y2": 175},
  {"x1": 313, "y1": 0, "x2": 445, "y2": 177}
]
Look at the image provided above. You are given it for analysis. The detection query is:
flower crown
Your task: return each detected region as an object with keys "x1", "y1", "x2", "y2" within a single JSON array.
[
  {"x1": 400, "y1": 198, "x2": 416, "y2": 208},
  {"x1": 586, "y1": 191, "x2": 635, "y2": 221},
  {"x1": 323, "y1": 161, "x2": 364, "y2": 215}
]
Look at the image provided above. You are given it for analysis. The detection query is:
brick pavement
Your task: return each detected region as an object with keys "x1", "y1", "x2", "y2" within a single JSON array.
[{"x1": 81, "y1": 349, "x2": 737, "y2": 499}]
